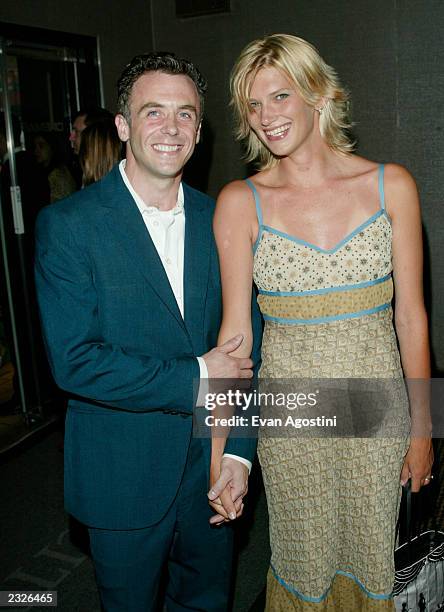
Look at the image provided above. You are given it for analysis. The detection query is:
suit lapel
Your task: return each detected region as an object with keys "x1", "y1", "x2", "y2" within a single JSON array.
[
  {"x1": 183, "y1": 184, "x2": 211, "y2": 351},
  {"x1": 101, "y1": 166, "x2": 186, "y2": 331}
]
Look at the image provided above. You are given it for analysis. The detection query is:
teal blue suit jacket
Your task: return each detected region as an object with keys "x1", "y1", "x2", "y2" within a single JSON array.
[{"x1": 35, "y1": 165, "x2": 261, "y2": 530}]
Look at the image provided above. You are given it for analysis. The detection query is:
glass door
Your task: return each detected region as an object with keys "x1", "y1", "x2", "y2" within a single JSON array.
[{"x1": 0, "y1": 23, "x2": 103, "y2": 447}]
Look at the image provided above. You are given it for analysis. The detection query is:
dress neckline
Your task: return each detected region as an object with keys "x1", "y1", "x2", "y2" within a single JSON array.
[{"x1": 260, "y1": 209, "x2": 389, "y2": 254}]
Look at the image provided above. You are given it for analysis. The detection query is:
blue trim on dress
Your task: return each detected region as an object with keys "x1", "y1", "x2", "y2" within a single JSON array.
[
  {"x1": 258, "y1": 273, "x2": 391, "y2": 297},
  {"x1": 262, "y1": 302, "x2": 391, "y2": 325},
  {"x1": 270, "y1": 564, "x2": 393, "y2": 603},
  {"x1": 378, "y1": 164, "x2": 386, "y2": 211},
  {"x1": 378, "y1": 163, "x2": 393, "y2": 223},
  {"x1": 261, "y1": 210, "x2": 384, "y2": 254},
  {"x1": 245, "y1": 179, "x2": 263, "y2": 254}
]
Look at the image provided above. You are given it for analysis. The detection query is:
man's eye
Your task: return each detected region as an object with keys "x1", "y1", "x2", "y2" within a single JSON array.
[
  {"x1": 179, "y1": 112, "x2": 192, "y2": 119},
  {"x1": 147, "y1": 110, "x2": 160, "y2": 117}
]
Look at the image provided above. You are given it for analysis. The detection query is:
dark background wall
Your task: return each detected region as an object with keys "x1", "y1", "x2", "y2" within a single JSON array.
[
  {"x1": 0, "y1": 0, "x2": 153, "y2": 106},
  {"x1": 2, "y1": 0, "x2": 443, "y2": 370}
]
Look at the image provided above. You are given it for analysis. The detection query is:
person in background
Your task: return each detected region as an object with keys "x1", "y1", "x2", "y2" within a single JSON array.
[
  {"x1": 213, "y1": 33, "x2": 433, "y2": 610},
  {"x1": 78, "y1": 118, "x2": 121, "y2": 186},
  {"x1": 69, "y1": 107, "x2": 114, "y2": 187},
  {"x1": 69, "y1": 106, "x2": 114, "y2": 155},
  {"x1": 0, "y1": 112, "x2": 49, "y2": 224},
  {"x1": 34, "y1": 132, "x2": 76, "y2": 203}
]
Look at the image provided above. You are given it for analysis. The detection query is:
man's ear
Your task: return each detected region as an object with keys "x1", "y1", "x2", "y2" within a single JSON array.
[
  {"x1": 115, "y1": 114, "x2": 130, "y2": 142},
  {"x1": 196, "y1": 121, "x2": 202, "y2": 144}
]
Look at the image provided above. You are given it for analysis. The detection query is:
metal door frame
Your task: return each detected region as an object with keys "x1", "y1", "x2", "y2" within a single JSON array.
[{"x1": 0, "y1": 25, "x2": 104, "y2": 419}]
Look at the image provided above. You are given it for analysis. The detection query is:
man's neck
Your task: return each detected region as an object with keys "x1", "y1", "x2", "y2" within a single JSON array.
[{"x1": 123, "y1": 159, "x2": 182, "y2": 211}]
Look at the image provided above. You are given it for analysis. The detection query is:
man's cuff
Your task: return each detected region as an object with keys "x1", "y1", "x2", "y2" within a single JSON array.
[
  {"x1": 223, "y1": 453, "x2": 252, "y2": 474},
  {"x1": 197, "y1": 356, "x2": 208, "y2": 379},
  {"x1": 195, "y1": 356, "x2": 208, "y2": 407}
]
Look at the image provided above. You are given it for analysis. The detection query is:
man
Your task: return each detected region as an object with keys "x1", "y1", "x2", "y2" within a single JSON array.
[
  {"x1": 69, "y1": 106, "x2": 114, "y2": 155},
  {"x1": 35, "y1": 53, "x2": 261, "y2": 611}
]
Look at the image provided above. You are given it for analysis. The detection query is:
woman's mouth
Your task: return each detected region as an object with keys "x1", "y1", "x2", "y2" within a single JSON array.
[{"x1": 264, "y1": 124, "x2": 290, "y2": 141}]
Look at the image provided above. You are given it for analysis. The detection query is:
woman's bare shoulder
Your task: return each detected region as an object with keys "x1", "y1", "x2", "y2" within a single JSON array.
[
  {"x1": 216, "y1": 177, "x2": 260, "y2": 210},
  {"x1": 218, "y1": 178, "x2": 250, "y2": 196},
  {"x1": 215, "y1": 178, "x2": 259, "y2": 227},
  {"x1": 383, "y1": 162, "x2": 417, "y2": 189},
  {"x1": 382, "y1": 163, "x2": 419, "y2": 219}
]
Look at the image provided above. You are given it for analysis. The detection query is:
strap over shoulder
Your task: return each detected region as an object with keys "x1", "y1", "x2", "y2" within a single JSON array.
[{"x1": 245, "y1": 178, "x2": 263, "y2": 226}]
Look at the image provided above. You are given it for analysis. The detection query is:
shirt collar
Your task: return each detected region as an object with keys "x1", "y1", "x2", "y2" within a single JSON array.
[{"x1": 119, "y1": 159, "x2": 184, "y2": 216}]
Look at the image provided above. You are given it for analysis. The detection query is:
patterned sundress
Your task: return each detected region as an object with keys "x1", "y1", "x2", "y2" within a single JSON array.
[{"x1": 248, "y1": 164, "x2": 410, "y2": 611}]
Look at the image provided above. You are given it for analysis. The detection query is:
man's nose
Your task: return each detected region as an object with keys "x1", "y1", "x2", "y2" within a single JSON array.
[{"x1": 161, "y1": 115, "x2": 179, "y2": 135}]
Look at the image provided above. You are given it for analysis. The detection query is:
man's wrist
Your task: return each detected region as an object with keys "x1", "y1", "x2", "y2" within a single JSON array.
[{"x1": 223, "y1": 453, "x2": 252, "y2": 474}]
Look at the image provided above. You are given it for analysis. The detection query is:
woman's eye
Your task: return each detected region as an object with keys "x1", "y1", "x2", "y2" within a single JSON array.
[
  {"x1": 249, "y1": 101, "x2": 260, "y2": 110},
  {"x1": 276, "y1": 93, "x2": 289, "y2": 101}
]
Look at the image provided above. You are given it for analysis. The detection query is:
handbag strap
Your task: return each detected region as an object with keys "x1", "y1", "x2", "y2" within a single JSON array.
[
  {"x1": 405, "y1": 482, "x2": 413, "y2": 544},
  {"x1": 399, "y1": 473, "x2": 439, "y2": 547}
]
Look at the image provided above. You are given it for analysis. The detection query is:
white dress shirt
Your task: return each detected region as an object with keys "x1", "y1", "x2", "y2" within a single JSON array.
[{"x1": 119, "y1": 161, "x2": 251, "y2": 473}]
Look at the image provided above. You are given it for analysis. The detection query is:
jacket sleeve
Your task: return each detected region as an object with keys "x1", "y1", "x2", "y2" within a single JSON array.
[{"x1": 34, "y1": 205, "x2": 199, "y2": 413}]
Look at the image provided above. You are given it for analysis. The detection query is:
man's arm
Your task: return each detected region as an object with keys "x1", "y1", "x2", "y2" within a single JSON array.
[
  {"x1": 35, "y1": 206, "x2": 199, "y2": 412},
  {"x1": 36, "y1": 205, "x2": 253, "y2": 413}
]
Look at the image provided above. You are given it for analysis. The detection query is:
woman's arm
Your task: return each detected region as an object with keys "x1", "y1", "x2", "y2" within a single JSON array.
[
  {"x1": 209, "y1": 180, "x2": 259, "y2": 522},
  {"x1": 214, "y1": 180, "x2": 259, "y2": 355},
  {"x1": 385, "y1": 163, "x2": 433, "y2": 492}
]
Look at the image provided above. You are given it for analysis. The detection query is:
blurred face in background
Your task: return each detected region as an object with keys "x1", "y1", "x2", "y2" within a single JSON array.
[
  {"x1": 69, "y1": 114, "x2": 87, "y2": 154},
  {"x1": 34, "y1": 136, "x2": 53, "y2": 167}
]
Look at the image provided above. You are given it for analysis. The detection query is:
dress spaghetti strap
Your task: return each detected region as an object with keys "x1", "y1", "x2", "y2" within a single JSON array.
[
  {"x1": 245, "y1": 178, "x2": 264, "y2": 253},
  {"x1": 245, "y1": 178, "x2": 263, "y2": 226},
  {"x1": 378, "y1": 164, "x2": 386, "y2": 211}
]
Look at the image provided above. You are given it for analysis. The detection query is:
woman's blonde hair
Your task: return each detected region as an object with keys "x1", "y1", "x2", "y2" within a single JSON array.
[
  {"x1": 79, "y1": 119, "x2": 121, "y2": 186},
  {"x1": 230, "y1": 34, "x2": 354, "y2": 169}
]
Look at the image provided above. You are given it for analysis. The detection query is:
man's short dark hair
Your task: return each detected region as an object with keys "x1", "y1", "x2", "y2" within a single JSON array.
[
  {"x1": 74, "y1": 107, "x2": 114, "y2": 127},
  {"x1": 117, "y1": 52, "x2": 207, "y2": 123}
]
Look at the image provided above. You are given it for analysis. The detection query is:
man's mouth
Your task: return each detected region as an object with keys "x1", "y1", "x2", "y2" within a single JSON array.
[{"x1": 152, "y1": 144, "x2": 182, "y2": 152}]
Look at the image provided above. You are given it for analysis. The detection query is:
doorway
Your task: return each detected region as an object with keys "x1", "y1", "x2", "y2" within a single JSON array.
[{"x1": 0, "y1": 22, "x2": 104, "y2": 451}]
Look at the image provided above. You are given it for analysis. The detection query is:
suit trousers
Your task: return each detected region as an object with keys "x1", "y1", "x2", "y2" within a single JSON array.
[{"x1": 88, "y1": 437, "x2": 234, "y2": 612}]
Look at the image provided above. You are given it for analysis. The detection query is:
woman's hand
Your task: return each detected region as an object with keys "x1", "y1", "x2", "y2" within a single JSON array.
[
  {"x1": 400, "y1": 437, "x2": 434, "y2": 492},
  {"x1": 208, "y1": 456, "x2": 245, "y2": 525}
]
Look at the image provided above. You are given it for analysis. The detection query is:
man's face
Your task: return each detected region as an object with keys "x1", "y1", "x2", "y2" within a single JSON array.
[
  {"x1": 69, "y1": 114, "x2": 87, "y2": 154},
  {"x1": 115, "y1": 71, "x2": 201, "y2": 181}
]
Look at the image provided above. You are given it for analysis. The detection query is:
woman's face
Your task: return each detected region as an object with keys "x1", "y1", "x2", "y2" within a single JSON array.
[
  {"x1": 247, "y1": 66, "x2": 316, "y2": 158},
  {"x1": 34, "y1": 136, "x2": 52, "y2": 166}
]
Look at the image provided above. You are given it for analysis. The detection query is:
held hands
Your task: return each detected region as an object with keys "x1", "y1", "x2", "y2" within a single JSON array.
[
  {"x1": 207, "y1": 457, "x2": 249, "y2": 525},
  {"x1": 202, "y1": 335, "x2": 253, "y2": 379},
  {"x1": 400, "y1": 437, "x2": 434, "y2": 492},
  {"x1": 204, "y1": 334, "x2": 251, "y2": 524}
]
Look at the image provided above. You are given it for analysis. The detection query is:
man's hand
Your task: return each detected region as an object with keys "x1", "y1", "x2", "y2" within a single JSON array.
[
  {"x1": 207, "y1": 457, "x2": 249, "y2": 525},
  {"x1": 202, "y1": 335, "x2": 253, "y2": 379}
]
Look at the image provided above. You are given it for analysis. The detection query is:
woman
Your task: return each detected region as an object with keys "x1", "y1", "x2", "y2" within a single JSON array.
[
  {"x1": 79, "y1": 118, "x2": 121, "y2": 186},
  {"x1": 212, "y1": 34, "x2": 433, "y2": 610},
  {"x1": 34, "y1": 132, "x2": 76, "y2": 202}
]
